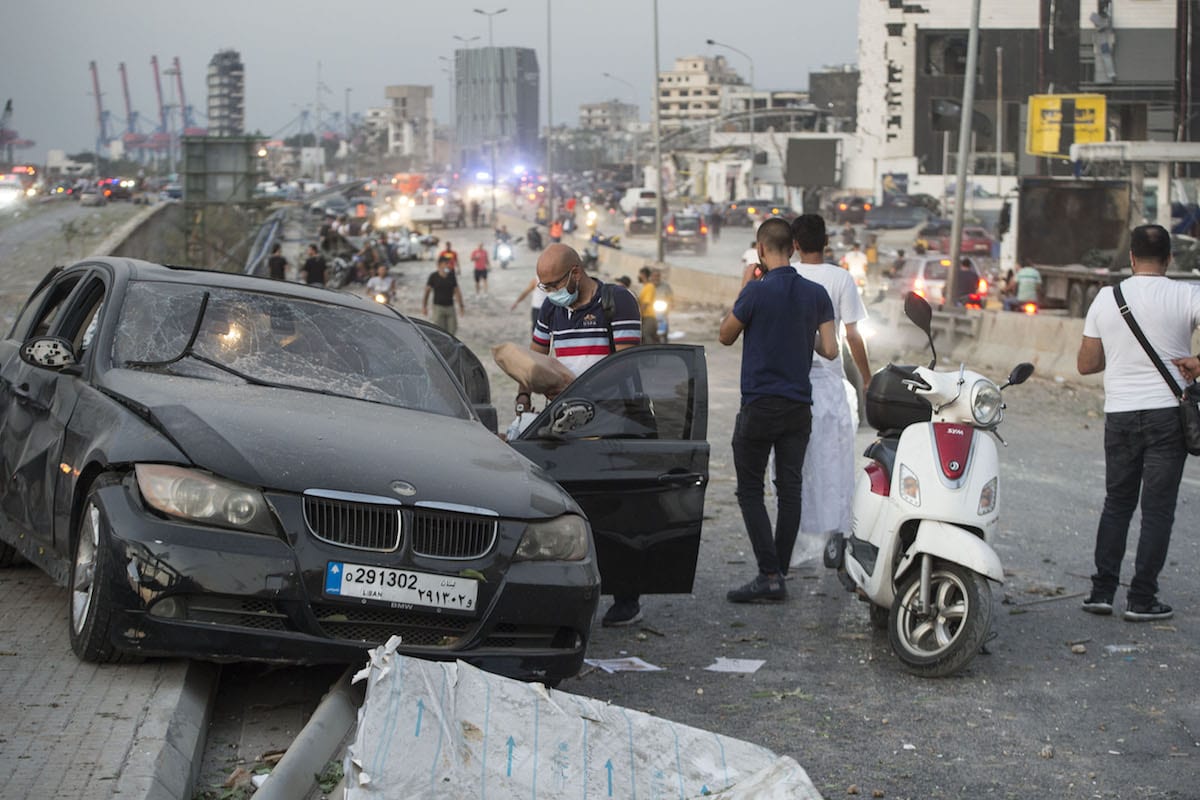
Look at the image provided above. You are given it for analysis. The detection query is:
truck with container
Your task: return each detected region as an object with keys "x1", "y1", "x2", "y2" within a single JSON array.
[{"x1": 998, "y1": 176, "x2": 1200, "y2": 317}]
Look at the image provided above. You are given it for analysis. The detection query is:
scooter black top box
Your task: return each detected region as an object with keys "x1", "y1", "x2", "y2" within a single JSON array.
[{"x1": 866, "y1": 366, "x2": 933, "y2": 432}]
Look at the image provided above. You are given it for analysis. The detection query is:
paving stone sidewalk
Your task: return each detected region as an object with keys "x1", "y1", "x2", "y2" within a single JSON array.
[{"x1": 0, "y1": 563, "x2": 217, "y2": 799}]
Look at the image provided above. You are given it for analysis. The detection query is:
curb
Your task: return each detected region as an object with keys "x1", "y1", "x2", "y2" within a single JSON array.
[{"x1": 113, "y1": 660, "x2": 220, "y2": 800}]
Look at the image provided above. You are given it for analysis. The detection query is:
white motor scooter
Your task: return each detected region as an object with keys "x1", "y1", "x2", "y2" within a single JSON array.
[{"x1": 827, "y1": 292, "x2": 1033, "y2": 677}]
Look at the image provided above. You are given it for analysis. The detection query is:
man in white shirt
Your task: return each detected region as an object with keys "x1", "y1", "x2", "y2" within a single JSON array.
[
  {"x1": 1077, "y1": 224, "x2": 1200, "y2": 622},
  {"x1": 740, "y1": 240, "x2": 759, "y2": 272},
  {"x1": 789, "y1": 214, "x2": 872, "y2": 568},
  {"x1": 365, "y1": 264, "x2": 396, "y2": 302}
]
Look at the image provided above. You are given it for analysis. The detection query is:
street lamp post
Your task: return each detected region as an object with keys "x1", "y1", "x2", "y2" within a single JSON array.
[
  {"x1": 653, "y1": 0, "x2": 664, "y2": 263},
  {"x1": 546, "y1": 0, "x2": 554, "y2": 227},
  {"x1": 706, "y1": 38, "x2": 755, "y2": 194},
  {"x1": 602, "y1": 72, "x2": 639, "y2": 186},
  {"x1": 475, "y1": 7, "x2": 508, "y2": 224},
  {"x1": 439, "y1": 56, "x2": 456, "y2": 169},
  {"x1": 453, "y1": 35, "x2": 480, "y2": 49}
]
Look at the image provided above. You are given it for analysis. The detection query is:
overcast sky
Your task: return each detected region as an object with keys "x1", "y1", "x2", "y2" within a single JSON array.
[{"x1": 8, "y1": 0, "x2": 857, "y2": 158}]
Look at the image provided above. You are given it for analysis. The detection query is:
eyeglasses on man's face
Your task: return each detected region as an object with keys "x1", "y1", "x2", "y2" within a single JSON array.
[{"x1": 537, "y1": 266, "x2": 578, "y2": 293}]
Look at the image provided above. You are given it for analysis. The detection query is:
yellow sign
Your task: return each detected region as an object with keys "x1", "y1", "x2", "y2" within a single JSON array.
[{"x1": 1026, "y1": 94, "x2": 1107, "y2": 158}]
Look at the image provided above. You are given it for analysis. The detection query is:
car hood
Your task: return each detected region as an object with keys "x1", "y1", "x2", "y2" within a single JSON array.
[{"x1": 101, "y1": 370, "x2": 574, "y2": 520}]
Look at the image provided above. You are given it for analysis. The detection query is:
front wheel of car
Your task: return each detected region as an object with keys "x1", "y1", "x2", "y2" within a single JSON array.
[{"x1": 69, "y1": 475, "x2": 133, "y2": 663}]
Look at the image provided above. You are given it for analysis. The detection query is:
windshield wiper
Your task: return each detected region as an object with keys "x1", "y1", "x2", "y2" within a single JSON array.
[{"x1": 125, "y1": 292, "x2": 210, "y2": 369}]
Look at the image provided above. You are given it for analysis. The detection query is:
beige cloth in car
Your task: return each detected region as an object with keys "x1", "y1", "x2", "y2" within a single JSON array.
[{"x1": 492, "y1": 341, "x2": 575, "y2": 396}]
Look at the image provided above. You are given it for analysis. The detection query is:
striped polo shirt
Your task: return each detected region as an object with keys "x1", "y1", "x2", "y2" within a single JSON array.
[{"x1": 532, "y1": 279, "x2": 642, "y2": 376}]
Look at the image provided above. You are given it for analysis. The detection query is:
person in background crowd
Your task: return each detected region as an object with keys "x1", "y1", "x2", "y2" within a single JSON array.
[
  {"x1": 1003, "y1": 260, "x2": 1043, "y2": 310},
  {"x1": 719, "y1": 218, "x2": 837, "y2": 603},
  {"x1": 267, "y1": 242, "x2": 288, "y2": 281},
  {"x1": 301, "y1": 244, "x2": 327, "y2": 286},
  {"x1": 439, "y1": 241, "x2": 460, "y2": 274},
  {"x1": 637, "y1": 266, "x2": 659, "y2": 344},
  {"x1": 1077, "y1": 224, "x2": 1200, "y2": 622},
  {"x1": 470, "y1": 242, "x2": 490, "y2": 296},
  {"x1": 423, "y1": 255, "x2": 465, "y2": 334},
  {"x1": 366, "y1": 264, "x2": 396, "y2": 303}
]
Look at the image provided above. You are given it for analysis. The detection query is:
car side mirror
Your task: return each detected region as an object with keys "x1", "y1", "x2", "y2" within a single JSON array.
[{"x1": 20, "y1": 336, "x2": 78, "y2": 370}]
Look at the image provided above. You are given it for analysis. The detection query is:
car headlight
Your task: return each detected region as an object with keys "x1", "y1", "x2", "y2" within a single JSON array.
[
  {"x1": 514, "y1": 514, "x2": 590, "y2": 561},
  {"x1": 135, "y1": 464, "x2": 277, "y2": 535},
  {"x1": 971, "y1": 380, "x2": 1003, "y2": 426}
]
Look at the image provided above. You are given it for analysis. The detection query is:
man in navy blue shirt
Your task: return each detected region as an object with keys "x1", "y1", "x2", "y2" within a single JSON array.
[{"x1": 719, "y1": 217, "x2": 837, "y2": 602}]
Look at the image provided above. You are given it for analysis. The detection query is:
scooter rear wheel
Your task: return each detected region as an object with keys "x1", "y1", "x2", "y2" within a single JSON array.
[{"x1": 888, "y1": 562, "x2": 991, "y2": 678}]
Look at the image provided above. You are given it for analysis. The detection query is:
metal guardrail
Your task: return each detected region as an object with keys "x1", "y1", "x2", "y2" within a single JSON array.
[{"x1": 243, "y1": 208, "x2": 287, "y2": 276}]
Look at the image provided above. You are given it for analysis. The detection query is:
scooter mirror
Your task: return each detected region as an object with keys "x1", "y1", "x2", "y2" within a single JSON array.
[
  {"x1": 1005, "y1": 362, "x2": 1035, "y2": 387},
  {"x1": 903, "y1": 291, "x2": 933, "y2": 335}
]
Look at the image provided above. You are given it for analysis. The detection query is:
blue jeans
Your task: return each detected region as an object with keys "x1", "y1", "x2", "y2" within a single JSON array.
[
  {"x1": 1092, "y1": 408, "x2": 1187, "y2": 604},
  {"x1": 732, "y1": 396, "x2": 812, "y2": 576}
]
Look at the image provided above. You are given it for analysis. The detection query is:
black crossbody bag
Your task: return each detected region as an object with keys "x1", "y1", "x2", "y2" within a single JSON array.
[{"x1": 1114, "y1": 284, "x2": 1200, "y2": 456}]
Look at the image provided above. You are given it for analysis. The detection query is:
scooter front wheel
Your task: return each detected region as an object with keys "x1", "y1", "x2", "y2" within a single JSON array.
[{"x1": 888, "y1": 562, "x2": 991, "y2": 678}]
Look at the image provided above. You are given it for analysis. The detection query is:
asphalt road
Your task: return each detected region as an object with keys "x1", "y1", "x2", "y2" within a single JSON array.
[{"x1": 196, "y1": 218, "x2": 1199, "y2": 799}]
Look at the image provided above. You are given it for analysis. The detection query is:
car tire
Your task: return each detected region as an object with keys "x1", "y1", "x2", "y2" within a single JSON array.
[{"x1": 69, "y1": 475, "x2": 136, "y2": 664}]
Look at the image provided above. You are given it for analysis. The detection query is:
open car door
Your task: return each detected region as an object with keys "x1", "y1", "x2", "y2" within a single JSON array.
[
  {"x1": 412, "y1": 319, "x2": 498, "y2": 433},
  {"x1": 509, "y1": 345, "x2": 709, "y2": 596}
]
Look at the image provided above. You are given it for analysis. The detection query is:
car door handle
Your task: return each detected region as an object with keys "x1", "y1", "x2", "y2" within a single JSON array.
[{"x1": 657, "y1": 472, "x2": 705, "y2": 486}]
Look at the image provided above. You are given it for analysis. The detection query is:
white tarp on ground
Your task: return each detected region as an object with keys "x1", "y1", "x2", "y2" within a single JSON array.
[{"x1": 345, "y1": 638, "x2": 822, "y2": 799}]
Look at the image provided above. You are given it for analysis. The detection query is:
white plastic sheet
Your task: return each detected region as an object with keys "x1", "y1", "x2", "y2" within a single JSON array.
[{"x1": 345, "y1": 638, "x2": 822, "y2": 799}]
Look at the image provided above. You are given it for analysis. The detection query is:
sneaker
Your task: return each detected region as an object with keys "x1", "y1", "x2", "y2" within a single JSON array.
[
  {"x1": 1081, "y1": 593, "x2": 1114, "y2": 616},
  {"x1": 1124, "y1": 600, "x2": 1173, "y2": 622},
  {"x1": 726, "y1": 573, "x2": 787, "y2": 604},
  {"x1": 601, "y1": 599, "x2": 643, "y2": 627}
]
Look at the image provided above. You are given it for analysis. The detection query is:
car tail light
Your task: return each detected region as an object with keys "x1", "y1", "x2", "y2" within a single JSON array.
[
  {"x1": 666, "y1": 224, "x2": 675, "y2": 233},
  {"x1": 700, "y1": 225, "x2": 708, "y2": 234},
  {"x1": 1022, "y1": 302, "x2": 1039, "y2": 315},
  {"x1": 838, "y1": 203, "x2": 848, "y2": 211},
  {"x1": 977, "y1": 278, "x2": 988, "y2": 293},
  {"x1": 863, "y1": 203, "x2": 872, "y2": 211}
]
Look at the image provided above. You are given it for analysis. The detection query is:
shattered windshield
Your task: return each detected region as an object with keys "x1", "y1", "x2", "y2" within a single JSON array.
[{"x1": 112, "y1": 281, "x2": 471, "y2": 417}]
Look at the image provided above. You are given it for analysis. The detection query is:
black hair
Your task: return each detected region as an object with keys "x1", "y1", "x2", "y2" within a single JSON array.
[
  {"x1": 756, "y1": 217, "x2": 793, "y2": 254},
  {"x1": 1130, "y1": 224, "x2": 1171, "y2": 264},
  {"x1": 270, "y1": 242, "x2": 282, "y2": 254},
  {"x1": 790, "y1": 214, "x2": 828, "y2": 254}
]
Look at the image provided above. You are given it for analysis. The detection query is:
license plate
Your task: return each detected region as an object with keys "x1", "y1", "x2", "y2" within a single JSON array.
[{"x1": 324, "y1": 562, "x2": 478, "y2": 613}]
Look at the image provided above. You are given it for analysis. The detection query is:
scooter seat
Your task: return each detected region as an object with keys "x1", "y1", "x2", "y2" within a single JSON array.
[{"x1": 864, "y1": 435, "x2": 901, "y2": 483}]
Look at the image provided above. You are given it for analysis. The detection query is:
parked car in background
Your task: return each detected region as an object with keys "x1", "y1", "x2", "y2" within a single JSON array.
[
  {"x1": 940, "y1": 226, "x2": 995, "y2": 255},
  {"x1": 625, "y1": 205, "x2": 659, "y2": 236},
  {"x1": 864, "y1": 204, "x2": 931, "y2": 230},
  {"x1": 663, "y1": 211, "x2": 709, "y2": 255},
  {"x1": 915, "y1": 219, "x2": 953, "y2": 251},
  {"x1": 0, "y1": 259, "x2": 710, "y2": 685},
  {"x1": 723, "y1": 198, "x2": 776, "y2": 227},
  {"x1": 831, "y1": 196, "x2": 873, "y2": 224},
  {"x1": 78, "y1": 187, "x2": 107, "y2": 207}
]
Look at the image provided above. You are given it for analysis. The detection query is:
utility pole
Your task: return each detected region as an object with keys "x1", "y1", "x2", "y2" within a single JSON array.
[
  {"x1": 475, "y1": 8, "x2": 507, "y2": 225},
  {"x1": 653, "y1": 0, "x2": 664, "y2": 263},
  {"x1": 545, "y1": 0, "x2": 554, "y2": 226},
  {"x1": 945, "y1": 0, "x2": 982, "y2": 309},
  {"x1": 995, "y1": 46, "x2": 1003, "y2": 196}
]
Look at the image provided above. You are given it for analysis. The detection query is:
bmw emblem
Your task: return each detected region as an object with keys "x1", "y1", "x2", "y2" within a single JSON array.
[{"x1": 390, "y1": 480, "x2": 416, "y2": 497}]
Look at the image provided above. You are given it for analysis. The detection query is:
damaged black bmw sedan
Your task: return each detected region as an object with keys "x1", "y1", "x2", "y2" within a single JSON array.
[{"x1": 0, "y1": 259, "x2": 710, "y2": 684}]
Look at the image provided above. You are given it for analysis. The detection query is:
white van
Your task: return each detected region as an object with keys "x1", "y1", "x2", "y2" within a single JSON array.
[{"x1": 619, "y1": 187, "x2": 658, "y2": 215}]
